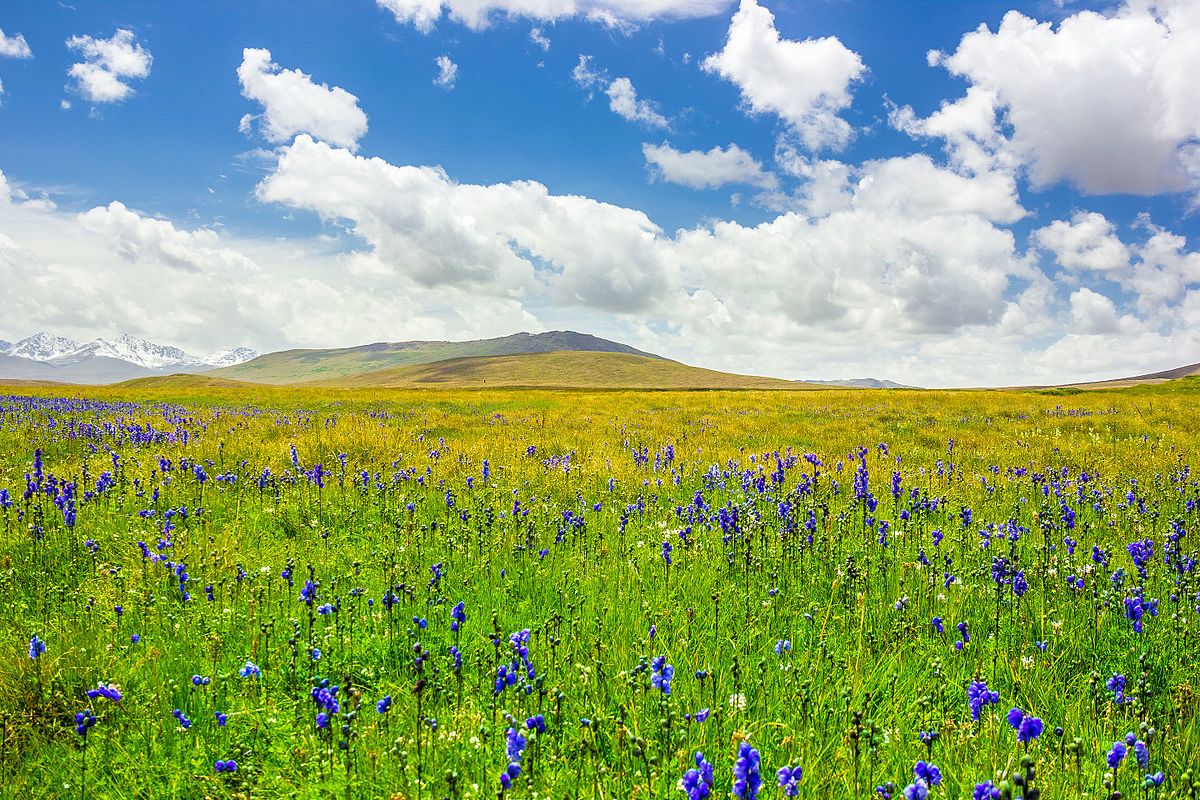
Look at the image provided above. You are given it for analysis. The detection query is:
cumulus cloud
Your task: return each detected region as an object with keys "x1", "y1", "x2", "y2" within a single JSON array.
[
  {"x1": 256, "y1": 135, "x2": 675, "y2": 312},
  {"x1": 0, "y1": 29, "x2": 32, "y2": 59},
  {"x1": 643, "y1": 141, "x2": 776, "y2": 190},
  {"x1": 606, "y1": 78, "x2": 669, "y2": 129},
  {"x1": 377, "y1": 0, "x2": 729, "y2": 32},
  {"x1": 1032, "y1": 212, "x2": 1130, "y2": 272},
  {"x1": 896, "y1": 1, "x2": 1200, "y2": 197},
  {"x1": 1068, "y1": 287, "x2": 1122, "y2": 335},
  {"x1": 237, "y1": 48, "x2": 368, "y2": 150},
  {"x1": 529, "y1": 26, "x2": 551, "y2": 51},
  {"x1": 0, "y1": 167, "x2": 537, "y2": 353},
  {"x1": 434, "y1": 55, "x2": 458, "y2": 89},
  {"x1": 65, "y1": 29, "x2": 152, "y2": 104},
  {"x1": 702, "y1": 0, "x2": 865, "y2": 150}
]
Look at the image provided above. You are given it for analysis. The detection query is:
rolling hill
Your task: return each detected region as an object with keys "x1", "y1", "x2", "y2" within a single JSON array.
[
  {"x1": 207, "y1": 331, "x2": 663, "y2": 384},
  {"x1": 310, "y1": 351, "x2": 804, "y2": 390}
]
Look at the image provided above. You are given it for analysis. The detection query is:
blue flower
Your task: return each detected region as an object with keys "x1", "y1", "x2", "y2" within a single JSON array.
[
  {"x1": 973, "y1": 781, "x2": 1000, "y2": 800},
  {"x1": 239, "y1": 661, "x2": 261, "y2": 679},
  {"x1": 1107, "y1": 741, "x2": 1128, "y2": 768},
  {"x1": 28, "y1": 634, "x2": 46, "y2": 660},
  {"x1": 914, "y1": 761, "x2": 942, "y2": 786},
  {"x1": 967, "y1": 680, "x2": 999, "y2": 721},
  {"x1": 732, "y1": 741, "x2": 761, "y2": 800},
  {"x1": 683, "y1": 752, "x2": 716, "y2": 800},
  {"x1": 214, "y1": 759, "x2": 238, "y2": 773},
  {"x1": 1007, "y1": 708, "x2": 1043, "y2": 742},
  {"x1": 776, "y1": 765, "x2": 802, "y2": 797}
]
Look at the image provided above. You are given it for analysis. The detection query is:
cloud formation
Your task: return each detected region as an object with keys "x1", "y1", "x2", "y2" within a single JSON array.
[
  {"x1": 237, "y1": 48, "x2": 369, "y2": 150},
  {"x1": 65, "y1": 29, "x2": 152, "y2": 104},
  {"x1": 895, "y1": 0, "x2": 1200, "y2": 197},
  {"x1": 702, "y1": 0, "x2": 865, "y2": 150},
  {"x1": 642, "y1": 141, "x2": 776, "y2": 190},
  {"x1": 377, "y1": 0, "x2": 729, "y2": 32}
]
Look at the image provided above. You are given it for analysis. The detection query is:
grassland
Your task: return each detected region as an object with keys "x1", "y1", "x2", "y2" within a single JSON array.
[{"x1": 1, "y1": 381, "x2": 1198, "y2": 799}]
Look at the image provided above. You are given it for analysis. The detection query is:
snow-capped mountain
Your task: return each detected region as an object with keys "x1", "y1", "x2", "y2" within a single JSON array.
[
  {"x1": 71, "y1": 334, "x2": 208, "y2": 370},
  {"x1": 7, "y1": 332, "x2": 85, "y2": 362},
  {"x1": 0, "y1": 332, "x2": 258, "y2": 383},
  {"x1": 205, "y1": 347, "x2": 259, "y2": 368}
]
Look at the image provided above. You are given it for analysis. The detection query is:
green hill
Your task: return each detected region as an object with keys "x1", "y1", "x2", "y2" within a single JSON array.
[
  {"x1": 313, "y1": 351, "x2": 805, "y2": 390},
  {"x1": 207, "y1": 331, "x2": 661, "y2": 384}
]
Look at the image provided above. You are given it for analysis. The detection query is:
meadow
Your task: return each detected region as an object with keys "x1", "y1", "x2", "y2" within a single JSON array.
[{"x1": 2, "y1": 381, "x2": 1199, "y2": 799}]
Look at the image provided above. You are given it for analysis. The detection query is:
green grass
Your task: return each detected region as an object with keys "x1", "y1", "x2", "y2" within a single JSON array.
[
  {"x1": 318, "y1": 351, "x2": 807, "y2": 390},
  {"x1": 1, "y1": 383, "x2": 1198, "y2": 799}
]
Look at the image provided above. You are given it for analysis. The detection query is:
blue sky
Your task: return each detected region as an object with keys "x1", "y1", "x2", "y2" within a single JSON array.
[{"x1": 0, "y1": 0, "x2": 1197, "y2": 386}]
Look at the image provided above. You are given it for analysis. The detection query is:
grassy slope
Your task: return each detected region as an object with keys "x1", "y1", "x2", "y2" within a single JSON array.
[
  {"x1": 207, "y1": 332, "x2": 661, "y2": 384},
  {"x1": 311, "y1": 350, "x2": 807, "y2": 390}
]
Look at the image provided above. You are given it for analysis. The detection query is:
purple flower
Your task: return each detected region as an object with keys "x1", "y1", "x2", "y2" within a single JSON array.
[
  {"x1": 973, "y1": 781, "x2": 1001, "y2": 800},
  {"x1": 86, "y1": 682, "x2": 123, "y2": 703},
  {"x1": 28, "y1": 634, "x2": 46, "y2": 660},
  {"x1": 914, "y1": 761, "x2": 942, "y2": 786},
  {"x1": 732, "y1": 742, "x2": 761, "y2": 800},
  {"x1": 967, "y1": 680, "x2": 999, "y2": 721},
  {"x1": 683, "y1": 752, "x2": 716, "y2": 800},
  {"x1": 1107, "y1": 741, "x2": 1128, "y2": 769},
  {"x1": 1007, "y1": 708, "x2": 1043, "y2": 742},
  {"x1": 777, "y1": 765, "x2": 802, "y2": 797}
]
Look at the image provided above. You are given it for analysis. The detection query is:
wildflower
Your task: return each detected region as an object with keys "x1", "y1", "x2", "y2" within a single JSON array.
[
  {"x1": 1107, "y1": 741, "x2": 1127, "y2": 769},
  {"x1": 682, "y1": 751, "x2": 715, "y2": 800},
  {"x1": 902, "y1": 780, "x2": 928, "y2": 800},
  {"x1": 215, "y1": 711, "x2": 228, "y2": 726},
  {"x1": 775, "y1": 639, "x2": 792, "y2": 656},
  {"x1": 693, "y1": 708, "x2": 711, "y2": 723},
  {"x1": 28, "y1": 634, "x2": 46, "y2": 660},
  {"x1": 967, "y1": 680, "x2": 999, "y2": 721},
  {"x1": 973, "y1": 781, "x2": 1001, "y2": 800},
  {"x1": 450, "y1": 601, "x2": 467, "y2": 633},
  {"x1": 74, "y1": 709, "x2": 97, "y2": 737},
  {"x1": 650, "y1": 656, "x2": 674, "y2": 695},
  {"x1": 776, "y1": 765, "x2": 802, "y2": 797},
  {"x1": 914, "y1": 761, "x2": 942, "y2": 786},
  {"x1": 86, "y1": 682, "x2": 123, "y2": 703},
  {"x1": 214, "y1": 759, "x2": 238, "y2": 773},
  {"x1": 1007, "y1": 708, "x2": 1043, "y2": 743},
  {"x1": 239, "y1": 661, "x2": 261, "y2": 679},
  {"x1": 931, "y1": 617, "x2": 944, "y2": 635},
  {"x1": 732, "y1": 741, "x2": 761, "y2": 800},
  {"x1": 172, "y1": 708, "x2": 192, "y2": 729},
  {"x1": 376, "y1": 695, "x2": 392, "y2": 714}
]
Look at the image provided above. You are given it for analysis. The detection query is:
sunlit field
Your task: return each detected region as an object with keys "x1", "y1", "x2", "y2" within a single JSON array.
[{"x1": 3, "y1": 383, "x2": 1199, "y2": 799}]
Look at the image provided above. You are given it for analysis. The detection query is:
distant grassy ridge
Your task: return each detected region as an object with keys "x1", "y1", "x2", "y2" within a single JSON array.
[
  {"x1": 207, "y1": 330, "x2": 662, "y2": 384},
  {"x1": 300, "y1": 350, "x2": 806, "y2": 390}
]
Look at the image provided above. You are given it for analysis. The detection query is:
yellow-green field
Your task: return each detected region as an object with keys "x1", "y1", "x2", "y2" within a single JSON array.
[{"x1": 2, "y1": 381, "x2": 1198, "y2": 799}]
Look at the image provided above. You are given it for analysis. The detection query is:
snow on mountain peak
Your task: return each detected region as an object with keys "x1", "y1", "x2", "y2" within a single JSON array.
[
  {"x1": 204, "y1": 347, "x2": 259, "y2": 368},
  {"x1": 4, "y1": 332, "x2": 259, "y2": 369},
  {"x1": 8, "y1": 332, "x2": 85, "y2": 361}
]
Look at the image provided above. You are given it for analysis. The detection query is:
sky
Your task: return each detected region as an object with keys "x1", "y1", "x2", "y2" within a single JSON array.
[{"x1": 0, "y1": 0, "x2": 1197, "y2": 387}]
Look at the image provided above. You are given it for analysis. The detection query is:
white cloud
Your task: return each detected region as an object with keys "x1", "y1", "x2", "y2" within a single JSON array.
[
  {"x1": 898, "y1": 1, "x2": 1200, "y2": 197},
  {"x1": 529, "y1": 26, "x2": 551, "y2": 51},
  {"x1": 1033, "y1": 212, "x2": 1130, "y2": 272},
  {"x1": 605, "y1": 78, "x2": 669, "y2": 129},
  {"x1": 643, "y1": 141, "x2": 776, "y2": 190},
  {"x1": 377, "y1": 0, "x2": 729, "y2": 33},
  {"x1": 572, "y1": 54, "x2": 604, "y2": 94},
  {"x1": 256, "y1": 135, "x2": 675, "y2": 312},
  {"x1": 237, "y1": 48, "x2": 368, "y2": 151},
  {"x1": 434, "y1": 55, "x2": 458, "y2": 89},
  {"x1": 0, "y1": 29, "x2": 33, "y2": 59},
  {"x1": 701, "y1": 0, "x2": 865, "y2": 151},
  {"x1": 1068, "y1": 287, "x2": 1122, "y2": 335},
  {"x1": 65, "y1": 29, "x2": 151, "y2": 104},
  {"x1": 0, "y1": 167, "x2": 537, "y2": 353}
]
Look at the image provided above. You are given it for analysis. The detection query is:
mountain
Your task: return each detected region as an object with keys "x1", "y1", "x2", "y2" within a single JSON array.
[
  {"x1": 282, "y1": 351, "x2": 807, "y2": 390},
  {"x1": 802, "y1": 378, "x2": 918, "y2": 389},
  {"x1": 0, "y1": 340, "x2": 11, "y2": 354},
  {"x1": 209, "y1": 331, "x2": 662, "y2": 384},
  {"x1": 1056, "y1": 361, "x2": 1200, "y2": 389},
  {"x1": 205, "y1": 347, "x2": 259, "y2": 368},
  {"x1": 0, "y1": 332, "x2": 258, "y2": 384},
  {"x1": 8, "y1": 333, "x2": 85, "y2": 362}
]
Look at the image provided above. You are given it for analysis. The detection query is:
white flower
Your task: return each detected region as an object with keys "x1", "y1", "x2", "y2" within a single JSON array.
[{"x1": 728, "y1": 692, "x2": 747, "y2": 712}]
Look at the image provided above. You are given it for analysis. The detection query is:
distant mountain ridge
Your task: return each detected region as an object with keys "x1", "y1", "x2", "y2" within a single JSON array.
[
  {"x1": 802, "y1": 377, "x2": 917, "y2": 389},
  {"x1": 209, "y1": 330, "x2": 663, "y2": 384},
  {"x1": 0, "y1": 332, "x2": 258, "y2": 384}
]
